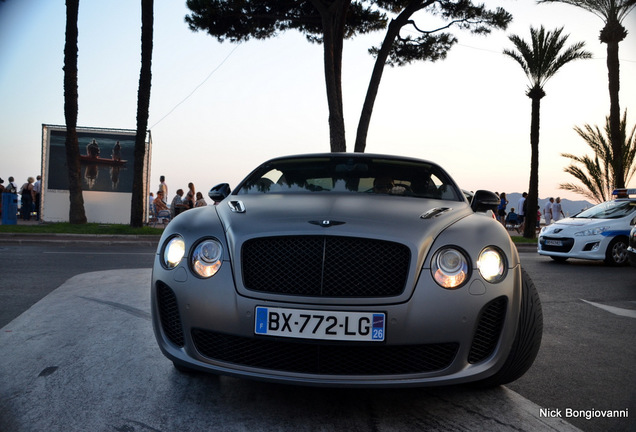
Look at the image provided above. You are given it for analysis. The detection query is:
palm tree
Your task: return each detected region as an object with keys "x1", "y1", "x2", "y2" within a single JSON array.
[
  {"x1": 503, "y1": 26, "x2": 591, "y2": 238},
  {"x1": 130, "y1": 0, "x2": 154, "y2": 227},
  {"x1": 63, "y1": 0, "x2": 87, "y2": 224},
  {"x1": 560, "y1": 110, "x2": 636, "y2": 203},
  {"x1": 539, "y1": 0, "x2": 636, "y2": 190}
]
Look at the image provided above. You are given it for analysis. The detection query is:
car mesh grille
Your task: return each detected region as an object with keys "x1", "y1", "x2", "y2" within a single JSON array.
[
  {"x1": 242, "y1": 236, "x2": 411, "y2": 297},
  {"x1": 192, "y1": 329, "x2": 458, "y2": 375},
  {"x1": 156, "y1": 282, "x2": 184, "y2": 347},
  {"x1": 468, "y1": 296, "x2": 508, "y2": 364}
]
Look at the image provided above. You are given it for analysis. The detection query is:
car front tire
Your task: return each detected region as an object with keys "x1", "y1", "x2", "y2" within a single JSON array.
[
  {"x1": 605, "y1": 237, "x2": 629, "y2": 266},
  {"x1": 474, "y1": 268, "x2": 543, "y2": 387}
]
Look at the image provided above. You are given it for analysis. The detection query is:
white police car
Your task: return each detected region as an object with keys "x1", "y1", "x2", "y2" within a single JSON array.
[
  {"x1": 538, "y1": 189, "x2": 636, "y2": 266},
  {"x1": 628, "y1": 225, "x2": 636, "y2": 268}
]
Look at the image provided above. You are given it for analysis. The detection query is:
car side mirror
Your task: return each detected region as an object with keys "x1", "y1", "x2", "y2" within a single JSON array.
[
  {"x1": 209, "y1": 183, "x2": 231, "y2": 203},
  {"x1": 471, "y1": 190, "x2": 500, "y2": 213}
]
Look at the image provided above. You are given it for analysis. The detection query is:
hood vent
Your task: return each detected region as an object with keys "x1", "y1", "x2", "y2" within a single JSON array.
[{"x1": 420, "y1": 207, "x2": 451, "y2": 219}]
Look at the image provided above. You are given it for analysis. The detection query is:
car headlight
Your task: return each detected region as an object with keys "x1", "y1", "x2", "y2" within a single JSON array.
[
  {"x1": 477, "y1": 247, "x2": 506, "y2": 283},
  {"x1": 162, "y1": 235, "x2": 185, "y2": 269},
  {"x1": 575, "y1": 226, "x2": 609, "y2": 236},
  {"x1": 191, "y1": 239, "x2": 223, "y2": 278},
  {"x1": 431, "y1": 247, "x2": 470, "y2": 289}
]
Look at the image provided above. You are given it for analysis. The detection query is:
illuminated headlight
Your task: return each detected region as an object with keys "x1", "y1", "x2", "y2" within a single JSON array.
[
  {"x1": 575, "y1": 226, "x2": 609, "y2": 236},
  {"x1": 431, "y1": 247, "x2": 470, "y2": 289},
  {"x1": 477, "y1": 247, "x2": 506, "y2": 283},
  {"x1": 162, "y1": 235, "x2": 185, "y2": 269},
  {"x1": 191, "y1": 239, "x2": 223, "y2": 278}
]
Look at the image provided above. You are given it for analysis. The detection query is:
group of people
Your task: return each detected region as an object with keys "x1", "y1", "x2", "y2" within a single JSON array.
[
  {"x1": 0, "y1": 175, "x2": 42, "y2": 221},
  {"x1": 542, "y1": 197, "x2": 565, "y2": 225},
  {"x1": 151, "y1": 175, "x2": 208, "y2": 223},
  {"x1": 496, "y1": 192, "x2": 565, "y2": 232}
]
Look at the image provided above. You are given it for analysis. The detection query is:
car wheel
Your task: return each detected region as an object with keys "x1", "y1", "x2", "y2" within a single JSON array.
[
  {"x1": 550, "y1": 256, "x2": 568, "y2": 263},
  {"x1": 605, "y1": 237, "x2": 629, "y2": 266},
  {"x1": 473, "y1": 268, "x2": 543, "y2": 387}
]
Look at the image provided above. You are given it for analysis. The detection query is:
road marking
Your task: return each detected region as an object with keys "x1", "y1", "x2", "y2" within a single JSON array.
[{"x1": 581, "y1": 299, "x2": 636, "y2": 318}]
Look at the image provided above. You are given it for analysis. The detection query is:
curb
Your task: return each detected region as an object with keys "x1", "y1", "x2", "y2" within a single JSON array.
[{"x1": 0, "y1": 233, "x2": 161, "y2": 247}]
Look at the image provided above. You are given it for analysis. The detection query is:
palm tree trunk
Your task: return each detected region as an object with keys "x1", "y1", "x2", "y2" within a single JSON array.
[
  {"x1": 131, "y1": 0, "x2": 154, "y2": 227},
  {"x1": 523, "y1": 92, "x2": 542, "y2": 238},
  {"x1": 63, "y1": 0, "x2": 87, "y2": 224},
  {"x1": 606, "y1": 38, "x2": 623, "y2": 188}
]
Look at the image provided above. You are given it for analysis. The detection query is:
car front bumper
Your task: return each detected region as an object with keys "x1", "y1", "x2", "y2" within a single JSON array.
[
  {"x1": 538, "y1": 233, "x2": 610, "y2": 261},
  {"x1": 151, "y1": 258, "x2": 523, "y2": 388}
]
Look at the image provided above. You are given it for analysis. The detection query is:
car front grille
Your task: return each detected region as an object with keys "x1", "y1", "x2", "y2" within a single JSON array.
[
  {"x1": 539, "y1": 237, "x2": 575, "y2": 253},
  {"x1": 241, "y1": 236, "x2": 411, "y2": 297},
  {"x1": 468, "y1": 296, "x2": 508, "y2": 364},
  {"x1": 156, "y1": 282, "x2": 185, "y2": 347},
  {"x1": 192, "y1": 329, "x2": 458, "y2": 375}
]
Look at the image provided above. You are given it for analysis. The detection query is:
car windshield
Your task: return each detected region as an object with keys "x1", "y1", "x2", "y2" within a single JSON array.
[
  {"x1": 573, "y1": 200, "x2": 636, "y2": 219},
  {"x1": 236, "y1": 156, "x2": 463, "y2": 201}
]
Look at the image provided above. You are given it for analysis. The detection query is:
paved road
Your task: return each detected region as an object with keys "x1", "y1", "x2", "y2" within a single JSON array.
[{"x1": 0, "y1": 240, "x2": 634, "y2": 431}]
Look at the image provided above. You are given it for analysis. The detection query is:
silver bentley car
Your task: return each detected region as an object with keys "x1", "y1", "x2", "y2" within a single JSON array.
[{"x1": 151, "y1": 153, "x2": 542, "y2": 387}]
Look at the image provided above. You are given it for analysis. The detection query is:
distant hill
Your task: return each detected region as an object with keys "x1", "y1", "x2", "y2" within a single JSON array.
[{"x1": 502, "y1": 193, "x2": 593, "y2": 218}]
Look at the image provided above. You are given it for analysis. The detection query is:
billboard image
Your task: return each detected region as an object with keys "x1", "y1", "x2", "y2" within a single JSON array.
[
  {"x1": 47, "y1": 128, "x2": 137, "y2": 192},
  {"x1": 41, "y1": 125, "x2": 151, "y2": 224}
]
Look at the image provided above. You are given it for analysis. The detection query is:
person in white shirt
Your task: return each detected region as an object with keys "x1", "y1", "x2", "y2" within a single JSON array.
[
  {"x1": 33, "y1": 175, "x2": 42, "y2": 221},
  {"x1": 543, "y1": 197, "x2": 554, "y2": 225},
  {"x1": 552, "y1": 197, "x2": 565, "y2": 221}
]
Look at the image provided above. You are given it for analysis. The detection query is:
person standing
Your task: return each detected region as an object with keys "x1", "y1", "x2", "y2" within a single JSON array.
[
  {"x1": 497, "y1": 192, "x2": 508, "y2": 225},
  {"x1": 553, "y1": 197, "x2": 565, "y2": 222},
  {"x1": 184, "y1": 182, "x2": 196, "y2": 209},
  {"x1": 543, "y1": 197, "x2": 554, "y2": 226},
  {"x1": 158, "y1": 176, "x2": 168, "y2": 203},
  {"x1": 19, "y1": 177, "x2": 35, "y2": 220},
  {"x1": 0, "y1": 178, "x2": 4, "y2": 217},
  {"x1": 517, "y1": 192, "x2": 527, "y2": 231},
  {"x1": 33, "y1": 175, "x2": 42, "y2": 221}
]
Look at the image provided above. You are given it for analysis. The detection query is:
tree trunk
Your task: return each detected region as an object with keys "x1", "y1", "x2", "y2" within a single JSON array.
[
  {"x1": 63, "y1": 0, "x2": 87, "y2": 224},
  {"x1": 523, "y1": 92, "x2": 542, "y2": 239},
  {"x1": 354, "y1": 18, "x2": 402, "y2": 153},
  {"x1": 606, "y1": 36, "x2": 623, "y2": 188},
  {"x1": 312, "y1": 0, "x2": 349, "y2": 152},
  {"x1": 131, "y1": 0, "x2": 154, "y2": 228},
  {"x1": 354, "y1": 1, "x2": 427, "y2": 153}
]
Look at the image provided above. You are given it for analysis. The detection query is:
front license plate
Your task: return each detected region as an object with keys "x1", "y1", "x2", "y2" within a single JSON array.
[
  {"x1": 546, "y1": 239, "x2": 563, "y2": 246},
  {"x1": 254, "y1": 307, "x2": 385, "y2": 342}
]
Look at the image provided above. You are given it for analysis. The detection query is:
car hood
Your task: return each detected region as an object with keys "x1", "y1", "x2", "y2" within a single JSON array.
[
  {"x1": 215, "y1": 193, "x2": 472, "y2": 255},
  {"x1": 542, "y1": 215, "x2": 629, "y2": 235}
]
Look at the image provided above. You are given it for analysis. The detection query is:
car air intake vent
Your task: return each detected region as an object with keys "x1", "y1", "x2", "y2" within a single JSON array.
[
  {"x1": 192, "y1": 329, "x2": 458, "y2": 375},
  {"x1": 468, "y1": 296, "x2": 508, "y2": 364},
  {"x1": 156, "y1": 282, "x2": 184, "y2": 347},
  {"x1": 242, "y1": 236, "x2": 411, "y2": 297}
]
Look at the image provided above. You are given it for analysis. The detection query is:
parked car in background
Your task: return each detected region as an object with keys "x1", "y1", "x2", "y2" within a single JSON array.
[
  {"x1": 538, "y1": 189, "x2": 636, "y2": 266},
  {"x1": 151, "y1": 153, "x2": 542, "y2": 388}
]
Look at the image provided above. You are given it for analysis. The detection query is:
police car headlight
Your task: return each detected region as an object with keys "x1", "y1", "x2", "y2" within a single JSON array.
[{"x1": 575, "y1": 226, "x2": 609, "y2": 236}]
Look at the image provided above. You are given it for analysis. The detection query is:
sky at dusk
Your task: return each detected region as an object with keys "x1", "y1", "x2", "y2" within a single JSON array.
[{"x1": 1, "y1": 0, "x2": 635, "y2": 205}]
